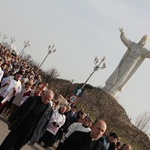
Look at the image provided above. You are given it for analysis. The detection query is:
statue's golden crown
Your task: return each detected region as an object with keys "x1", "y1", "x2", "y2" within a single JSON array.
[{"x1": 143, "y1": 35, "x2": 149, "y2": 41}]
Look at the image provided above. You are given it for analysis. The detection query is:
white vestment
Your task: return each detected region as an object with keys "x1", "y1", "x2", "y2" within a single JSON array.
[
  {"x1": 0, "y1": 67, "x2": 4, "y2": 82},
  {"x1": 0, "y1": 76, "x2": 22, "y2": 102}
]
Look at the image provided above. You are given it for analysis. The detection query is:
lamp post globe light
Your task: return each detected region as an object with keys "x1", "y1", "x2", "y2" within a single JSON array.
[
  {"x1": 1, "y1": 34, "x2": 8, "y2": 43},
  {"x1": 81, "y1": 56, "x2": 107, "y2": 89},
  {"x1": 36, "y1": 44, "x2": 56, "y2": 73},
  {"x1": 19, "y1": 40, "x2": 30, "y2": 56},
  {"x1": 9, "y1": 37, "x2": 15, "y2": 46}
]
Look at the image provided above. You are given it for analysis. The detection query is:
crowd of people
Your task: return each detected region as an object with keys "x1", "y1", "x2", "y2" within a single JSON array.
[{"x1": 0, "y1": 44, "x2": 133, "y2": 150}]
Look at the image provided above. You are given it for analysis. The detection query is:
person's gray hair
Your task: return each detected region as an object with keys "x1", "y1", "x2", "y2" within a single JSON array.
[{"x1": 44, "y1": 89, "x2": 54, "y2": 97}]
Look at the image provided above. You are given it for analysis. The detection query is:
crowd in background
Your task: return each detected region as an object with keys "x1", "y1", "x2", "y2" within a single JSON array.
[{"x1": 0, "y1": 44, "x2": 133, "y2": 150}]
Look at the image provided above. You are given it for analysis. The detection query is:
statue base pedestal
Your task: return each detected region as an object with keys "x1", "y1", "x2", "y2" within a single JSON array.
[{"x1": 102, "y1": 88, "x2": 119, "y2": 99}]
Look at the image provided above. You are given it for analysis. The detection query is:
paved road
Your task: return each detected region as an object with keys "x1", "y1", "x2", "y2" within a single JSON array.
[{"x1": 0, "y1": 114, "x2": 55, "y2": 150}]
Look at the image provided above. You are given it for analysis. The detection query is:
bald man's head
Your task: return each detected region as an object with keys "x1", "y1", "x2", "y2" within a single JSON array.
[
  {"x1": 41, "y1": 90, "x2": 54, "y2": 104},
  {"x1": 90, "y1": 119, "x2": 107, "y2": 140}
]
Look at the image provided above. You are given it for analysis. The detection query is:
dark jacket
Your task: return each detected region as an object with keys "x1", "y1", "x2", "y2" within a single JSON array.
[
  {"x1": 8, "y1": 96, "x2": 53, "y2": 142},
  {"x1": 56, "y1": 131, "x2": 106, "y2": 150},
  {"x1": 108, "y1": 142, "x2": 116, "y2": 150}
]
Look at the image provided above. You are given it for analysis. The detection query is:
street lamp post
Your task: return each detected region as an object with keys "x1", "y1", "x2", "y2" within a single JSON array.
[
  {"x1": 36, "y1": 44, "x2": 56, "y2": 73},
  {"x1": 71, "y1": 56, "x2": 107, "y2": 103},
  {"x1": 19, "y1": 40, "x2": 30, "y2": 56},
  {"x1": 9, "y1": 37, "x2": 15, "y2": 46},
  {"x1": 20, "y1": 52, "x2": 25, "y2": 57},
  {"x1": 64, "y1": 79, "x2": 74, "y2": 98},
  {"x1": 1, "y1": 34, "x2": 8, "y2": 43},
  {"x1": 81, "y1": 56, "x2": 107, "y2": 89}
]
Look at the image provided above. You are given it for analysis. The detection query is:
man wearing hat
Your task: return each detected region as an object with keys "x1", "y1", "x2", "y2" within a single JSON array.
[{"x1": 0, "y1": 71, "x2": 22, "y2": 113}]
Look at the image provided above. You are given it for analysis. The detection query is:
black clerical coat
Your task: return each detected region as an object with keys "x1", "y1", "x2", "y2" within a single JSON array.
[
  {"x1": 0, "y1": 96, "x2": 53, "y2": 150},
  {"x1": 56, "y1": 131, "x2": 106, "y2": 150}
]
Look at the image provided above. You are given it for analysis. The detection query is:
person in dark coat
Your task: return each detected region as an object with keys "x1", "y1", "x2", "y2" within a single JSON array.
[
  {"x1": 0, "y1": 89, "x2": 54, "y2": 150},
  {"x1": 56, "y1": 119, "x2": 107, "y2": 150},
  {"x1": 100, "y1": 131, "x2": 119, "y2": 150}
]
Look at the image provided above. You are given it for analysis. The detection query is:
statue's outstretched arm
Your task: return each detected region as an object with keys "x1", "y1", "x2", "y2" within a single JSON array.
[
  {"x1": 142, "y1": 48, "x2": 150, "y2": 58},
  {"x1": 119, "y1": 27, "x2": 124, "y2": 35},
  {"x1": 119, "y1": 27, "x2": 132, "y2": 49}
]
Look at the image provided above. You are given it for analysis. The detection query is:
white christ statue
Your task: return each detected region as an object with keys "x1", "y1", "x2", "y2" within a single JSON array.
[{"x1": 103, "y1": 28, "x2": 150, "y2": 96}]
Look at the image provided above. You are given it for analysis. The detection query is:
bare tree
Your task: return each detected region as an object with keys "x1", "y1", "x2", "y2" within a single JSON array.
[
  {"x1": 134, "y1": 111, "x2": 150, "y2": 133},
  {"x1": 1, "y1": 42, "x2": 11, "y2": 50},
  {"x1": 22, "y1": 54, "x2": 32, "y2": 62},
  {"x1": 130, "y1": 111, "x2": 150, "y2": 144},
  {"x1": 42, "y1": 68, "x2": 60, "y2": 83}
]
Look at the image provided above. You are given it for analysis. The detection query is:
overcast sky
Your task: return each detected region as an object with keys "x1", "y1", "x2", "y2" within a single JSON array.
[{"x1": 1, "y1": 0, "x2": 150, "y2": 127}]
